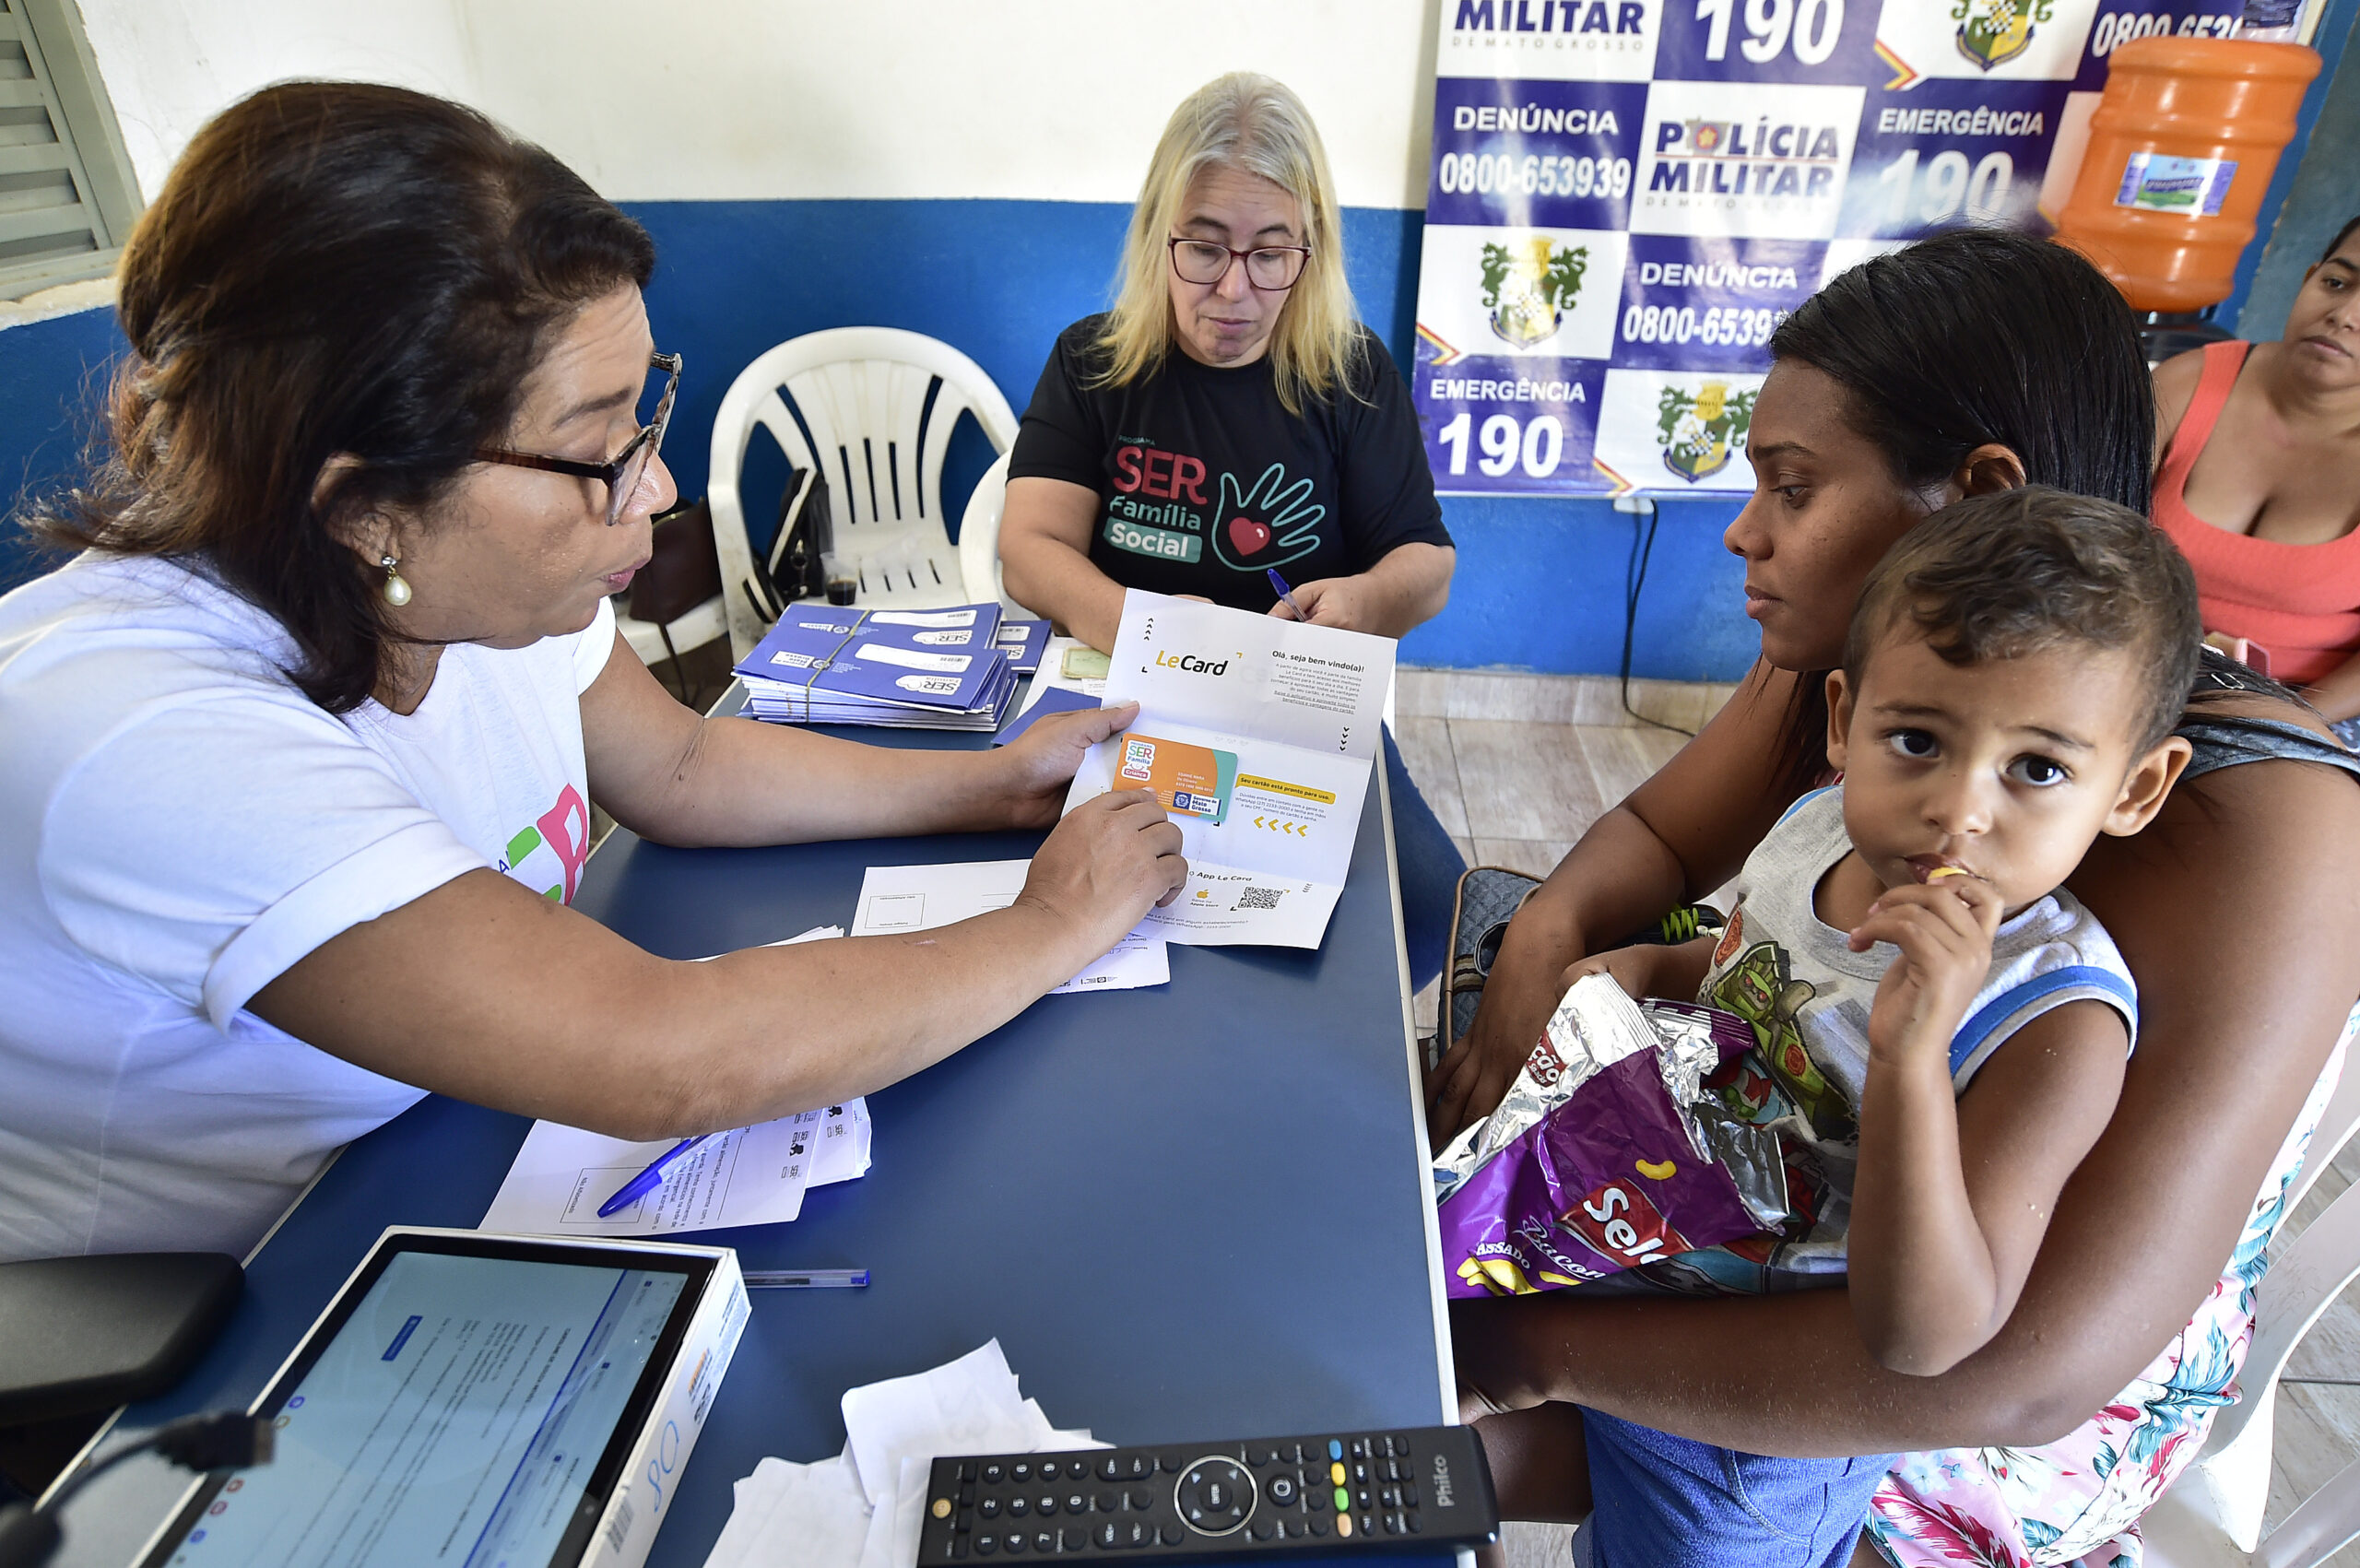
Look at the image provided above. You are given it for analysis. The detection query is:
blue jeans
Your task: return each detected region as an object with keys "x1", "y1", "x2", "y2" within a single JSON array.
[
  {"x1": 1573, "y1": 1408, "x2": 1891, "y2": 1568},
  {"x1": 1383, "y1": 726, "x2": 1463, "y2": 994}
]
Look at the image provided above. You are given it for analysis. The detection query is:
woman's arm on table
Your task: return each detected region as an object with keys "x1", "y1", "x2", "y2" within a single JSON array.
[
  {"x1": 1425, "y1": 659, "x2": 1799, "y2": 1141},
  {"x1": 998, "y1": 476, "x2": 1125, "y2": 650},
  {"x1": 248, "y1": 780, "x2": 1188, "y2": 1142},
  {"x1": 1456, "y1": 735, "x2": 2360, "y2": 1453},
  {"x1": 246, "y1": 614, "x2": 1197, "y2": 1142},
  {"x1": 580, "y1": 631, "x2": 1125, "y2": 848},
  {"x1": 1268, "y1": 542, "x2": 1455, "y2": 639}
]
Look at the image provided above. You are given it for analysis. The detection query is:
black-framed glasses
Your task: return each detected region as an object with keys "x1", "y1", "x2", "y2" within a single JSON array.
[
  {"x1": 1167, "y1": 237, "x2": 1310, "y2": 291},
  {"x1": 476, "y1": 349, "x2": 682, "y2": 527}
]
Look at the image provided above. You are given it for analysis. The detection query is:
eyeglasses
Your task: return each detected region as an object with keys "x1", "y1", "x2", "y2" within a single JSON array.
[
  {"x1": 1167, "y1": 237, "x2": 1310, "y2": 291},
  {"x1": 477, "y1": 349, "x2": 682, "y2": 527}
]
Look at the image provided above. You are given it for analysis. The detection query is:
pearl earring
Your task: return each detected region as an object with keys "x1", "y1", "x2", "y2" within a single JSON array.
[{"x1": 379, "y1": 553, "x2": 413, "y2": 607}]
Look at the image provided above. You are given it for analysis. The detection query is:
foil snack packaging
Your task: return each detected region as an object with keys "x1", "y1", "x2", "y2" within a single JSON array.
[
  {"x1": 1437, "y1": 986, "x2": 1790, "y2": 1298},
  {"x1": 1432, "y1": 973, "x2": 1658, "y2": 1204}
]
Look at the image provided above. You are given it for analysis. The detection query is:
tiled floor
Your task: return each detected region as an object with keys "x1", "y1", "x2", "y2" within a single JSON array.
[
  {"x1": 2274, "y1": 1137, "x2": 2360, "y2": 1565},
  {"x1": 1394, "y1": 667, "x2": 1714, "y2": 1035},
  {"x1": 1390, "y1": 666, "x2": 2360, "y2": 1564},
  {"x1": 1395, "y1": 665, "x2": 1724, "y2": 882}
]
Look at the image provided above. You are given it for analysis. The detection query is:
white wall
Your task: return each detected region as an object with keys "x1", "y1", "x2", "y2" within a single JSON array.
[
  {"x1": 77, "y1": 0, "x2": 1442, "y2": 209},
  {"x1": 77, "y1": 2, "x2": 478, "y2": 194}
]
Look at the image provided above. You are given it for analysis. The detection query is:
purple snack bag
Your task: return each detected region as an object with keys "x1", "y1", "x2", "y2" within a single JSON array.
[{"x1": 1441, "y1": 1003, "x2": 1770, "y2": 1298}]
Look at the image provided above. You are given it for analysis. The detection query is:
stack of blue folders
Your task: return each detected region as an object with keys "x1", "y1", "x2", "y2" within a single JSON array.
[{"x1": 736, "y1": 603, "x2": 1044, "y2": 729}]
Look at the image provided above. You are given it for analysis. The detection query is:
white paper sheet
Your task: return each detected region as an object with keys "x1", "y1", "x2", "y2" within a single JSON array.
[
  {"x1": 850, "y1": 859, "x2": 1168, "y2": 993},
  {"x1": 477, "y1": 1100, "x2": 870, "y2": 1238},
  {"x1": 702, "y1": 1339, "x2": 1102, "y2": 1568},
  {"x1": 1059, "y1": 593, "x2": 1394, "y2": 949},
  {"x1": 808, "y1": 1095, "x2": 874, "y2": 1186},
  {"x1": 480, "y1": 926, "x2": 872, "y2": 1238},
  {"x1": 703, "y1": 1453, "x2": 868, "y2": 1568}
]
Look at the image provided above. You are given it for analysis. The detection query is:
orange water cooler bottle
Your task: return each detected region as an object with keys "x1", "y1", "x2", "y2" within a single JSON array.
[{"x1": 2053, "y1": 35, "x2": 2320, "y2": 313}]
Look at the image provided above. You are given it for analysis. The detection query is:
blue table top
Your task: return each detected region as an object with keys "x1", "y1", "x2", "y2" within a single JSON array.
[{"x1": 51, "y1": 710, "x2": 1458, "y2": 1568}]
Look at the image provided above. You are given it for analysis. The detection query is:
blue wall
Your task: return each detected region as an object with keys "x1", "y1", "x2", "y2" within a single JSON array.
[
  {"x1": 0, "y1": 307, "x2": 126, "y2": 593},
  {"x1": 625, "y1": 197, "x2": 1751, "y2": 679},
  {"x1": 1, "y1": 197, "x2": 1743, "y2": 676},
  {"x1": 13, "y1": 3, "x2": 2360, "y2": 674}
]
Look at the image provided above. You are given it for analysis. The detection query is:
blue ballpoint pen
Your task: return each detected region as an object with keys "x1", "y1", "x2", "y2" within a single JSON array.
[
  {"x1": 597, "y1": 1134, "x2": 710, "y2": 1218},
  {"x1": 1266, "y1": 568, "x2": 1307, "y2": 619}
]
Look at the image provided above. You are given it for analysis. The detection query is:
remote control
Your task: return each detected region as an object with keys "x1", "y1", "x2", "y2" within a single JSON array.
[{"x1": 913, "y1": 1425, "x2": 1497, "y2": 1562}]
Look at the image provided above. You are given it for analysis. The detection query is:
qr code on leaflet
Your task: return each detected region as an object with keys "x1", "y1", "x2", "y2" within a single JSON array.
[{"x1": 1237, "y1": 886, "x2": 1284, "y2": 911}]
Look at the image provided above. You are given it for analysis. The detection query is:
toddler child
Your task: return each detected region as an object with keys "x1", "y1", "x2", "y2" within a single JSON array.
[{"x1": 1565, "y1": 487, "x2": 2201, "y2": 1567}]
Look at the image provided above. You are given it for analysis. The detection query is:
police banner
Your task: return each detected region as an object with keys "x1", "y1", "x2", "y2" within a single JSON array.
[{"x1": 1410, "y1": 0, "x2": 2249, "y2": 494}]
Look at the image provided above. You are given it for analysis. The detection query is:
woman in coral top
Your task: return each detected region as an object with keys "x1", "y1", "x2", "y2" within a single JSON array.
[{"x1": 2153, "y1": 215, "x2": 2360, "y2": 743}]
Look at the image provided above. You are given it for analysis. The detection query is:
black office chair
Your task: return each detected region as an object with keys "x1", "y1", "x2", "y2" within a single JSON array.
[
  {"x1": 0, "y1": 1254, "x2": 242, "y2": 1495},
  {"x1": 0, "y1": 1254, "x2": 252, "y2": 1566}
]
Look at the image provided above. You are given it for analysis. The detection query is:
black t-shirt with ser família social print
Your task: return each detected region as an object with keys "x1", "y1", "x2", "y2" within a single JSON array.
[{"x1": 1008, "y1": 315, "x2": 1451, "y2": 611}]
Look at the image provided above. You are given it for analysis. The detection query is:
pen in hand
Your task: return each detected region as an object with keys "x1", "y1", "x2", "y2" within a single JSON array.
[
  {"x1": 597, "y1": 1134, "x2": 710, "y2": 1218},
  {"x1": 1267, "y1": 569, "x2": 1307, "y2": 620}
]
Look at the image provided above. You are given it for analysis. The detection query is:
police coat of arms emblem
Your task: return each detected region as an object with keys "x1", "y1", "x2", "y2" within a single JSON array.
[
  {"x1": 1479, "y1": 236, "x2": 1588, "y2": 348},
  {"x1": 1953, "y1": 0, "x2": 2049, "y2": 69},
  {"x1": 1656, "y1": 381, "x2": 1756, "y2": 483}
]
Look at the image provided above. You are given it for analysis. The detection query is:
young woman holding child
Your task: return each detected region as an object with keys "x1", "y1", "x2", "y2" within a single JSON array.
[
  {"x1": 1545, "y1": 490, "x2": 2201, "y2": 1565},
  {"x1": 1432, "y1": 229, "x2": 2360, "y2": 1566}
]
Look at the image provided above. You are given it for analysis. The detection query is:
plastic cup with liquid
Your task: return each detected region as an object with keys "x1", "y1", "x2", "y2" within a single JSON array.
[{"x1": 821, "y1": 550, "x2": 857, "y2": 607}]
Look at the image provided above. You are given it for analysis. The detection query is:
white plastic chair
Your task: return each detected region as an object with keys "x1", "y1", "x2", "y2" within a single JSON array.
[
  {"x1": 2142, "y1": 1053, "x2": 2360, "y2": 1568},
  {"x1": 709, "y1": 327, "x2": 1019, "y2": 657},
  {"x1": 958, "y1": 451, "x2": 1037, "y2": 615}
]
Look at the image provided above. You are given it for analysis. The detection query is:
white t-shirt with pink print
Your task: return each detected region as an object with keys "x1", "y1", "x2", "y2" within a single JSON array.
[{"x1": 0, "y1": 553, "x2": 614, "y2": 1260}]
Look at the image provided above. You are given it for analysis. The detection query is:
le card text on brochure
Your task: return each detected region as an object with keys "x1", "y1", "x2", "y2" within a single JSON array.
[{"x1": 1059, "y1": 592, "x2": 1395, "y2": 949}]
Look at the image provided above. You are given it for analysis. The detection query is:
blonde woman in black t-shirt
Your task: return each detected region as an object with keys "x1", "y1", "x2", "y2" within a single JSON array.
[
  {"x1": 1001, "y1": 72, "x2": 1455, "y2": 644},
  {"x1": 1000, "y1": 73, "x2": 1464, "y2": 986}
]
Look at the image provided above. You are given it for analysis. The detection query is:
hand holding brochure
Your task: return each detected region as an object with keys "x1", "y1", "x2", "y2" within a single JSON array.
[{"x1": 1059, "y1": 592, "x2": 1395, "y2": 949}]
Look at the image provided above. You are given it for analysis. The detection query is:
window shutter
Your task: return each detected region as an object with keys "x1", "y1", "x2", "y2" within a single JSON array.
[{"x1": 0, "y1": 0, "x2": 137, "y2": 298}]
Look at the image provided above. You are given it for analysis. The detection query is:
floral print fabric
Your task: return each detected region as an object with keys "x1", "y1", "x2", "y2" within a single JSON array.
[{"x1": 1866, "y1": 1016, "x2": 2355, "y2": 1567}]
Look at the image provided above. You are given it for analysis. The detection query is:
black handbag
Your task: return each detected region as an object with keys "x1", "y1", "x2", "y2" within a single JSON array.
[
  {"x1": 626, "y1": 498, "x2": 722, "y2": 629},
  {"x1": 743, "y1": 466, "x2": 835, "y2": 620},
  {"x1": 1437, "y1": 871, "x2": 1727, "y2": 1070},
  {"x1": 1440, "y1": 867, "x2": 1544, "y2": 1070}
]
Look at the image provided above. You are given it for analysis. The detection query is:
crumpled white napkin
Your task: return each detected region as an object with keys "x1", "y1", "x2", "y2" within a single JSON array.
[{"x1": 702, "y1": 1338, "x2": 1102, "y2": 1568}]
